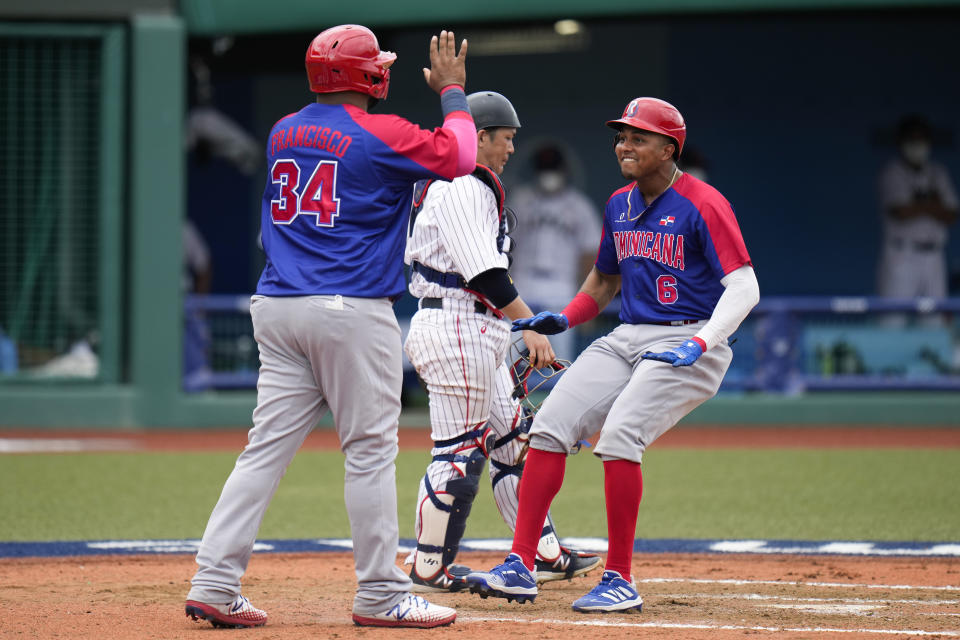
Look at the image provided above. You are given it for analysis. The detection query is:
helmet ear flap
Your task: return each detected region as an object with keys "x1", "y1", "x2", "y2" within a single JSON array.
[{"x1": 305, "y1": 24, "x2": 395, "y2": 98}]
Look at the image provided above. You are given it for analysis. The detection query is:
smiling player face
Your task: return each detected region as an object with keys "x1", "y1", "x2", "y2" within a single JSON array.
[
  {"x1": 477, "y1": 127, "x2": 517, "y2": 175},
  {"x1": 614, "y1": 125, "x2": 675, "y2": 181}
]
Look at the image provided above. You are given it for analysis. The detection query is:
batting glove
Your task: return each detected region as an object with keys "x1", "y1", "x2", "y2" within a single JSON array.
[
  {"x1": 642, "y1": 339, "x2": 704, "y2": 367},
  {"x1": 512, "y1": 311, "x2": 569, "y2": 335}
]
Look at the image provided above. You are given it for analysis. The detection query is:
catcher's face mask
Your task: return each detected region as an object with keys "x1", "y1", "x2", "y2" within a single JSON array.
[{"x1": 509, "y1": 342, "x2": 570, "y2": 415}]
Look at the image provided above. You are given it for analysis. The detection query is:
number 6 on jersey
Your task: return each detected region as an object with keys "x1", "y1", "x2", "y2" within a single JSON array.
[
  {"x1": 656, "y1": 274, "x2": 678, "y2": 304},
  {"x1": 270, "y1": 159, "x2": 341, "y2": 227}
]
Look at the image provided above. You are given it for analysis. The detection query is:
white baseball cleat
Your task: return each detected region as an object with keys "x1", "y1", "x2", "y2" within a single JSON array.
[
  {"x1": 185, "y1": 594, "x2": 268, "y2": 628},
  {"x1": 352, "y1": 594, "x2": 456, "y2": 628}
]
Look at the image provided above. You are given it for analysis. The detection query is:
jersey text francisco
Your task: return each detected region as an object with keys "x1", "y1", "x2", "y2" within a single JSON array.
[
  {"x1": 612, "y1": 230, "x2": 685, "y2": 270},
  {"x1": 270, "y1": 125, "x2": 353, "y2": 158}
]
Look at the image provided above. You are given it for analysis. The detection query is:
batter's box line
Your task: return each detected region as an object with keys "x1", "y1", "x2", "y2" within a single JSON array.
[
  {"x1": 460, "y1": 537, "x2": 960, "y2": 558},
  {"x1": 460, "y1": 614, "x2": 960, "y2": 637},
  {"x1": 641, "y1": 577, "x2": 960, "y2": 592},
  {"x1": 654, "y1": 591, "x2": 960, "y2": 606}
]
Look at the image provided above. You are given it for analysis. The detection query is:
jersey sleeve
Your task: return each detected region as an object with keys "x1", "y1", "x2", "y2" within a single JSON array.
[
  {"x1": 350, "y1": 109, "x2": 474, "y2": 185},
  {"x1": 697, "y1": 198, "x2": 752, "y2": 279},
  {"x1": 594, "y1": 206, "x2": 619, "y2": 275},
  {"x1": 436, "y1": 177, "x2": 507, "y2": 281}
]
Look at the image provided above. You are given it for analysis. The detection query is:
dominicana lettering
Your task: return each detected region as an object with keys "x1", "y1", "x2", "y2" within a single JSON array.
[
  {"x1": 613, "y1": 230, "x2": 685, "y2": 270},
  {"x1": 271, "y1": 125, "x2": 352, "y2": 157}
]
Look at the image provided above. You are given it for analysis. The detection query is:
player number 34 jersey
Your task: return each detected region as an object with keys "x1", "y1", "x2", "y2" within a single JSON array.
[{"x1": 256, "y1": 102, "x2": 469, "y2": 299}]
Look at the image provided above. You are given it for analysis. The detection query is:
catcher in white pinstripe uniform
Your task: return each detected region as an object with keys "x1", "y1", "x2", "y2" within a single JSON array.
[{"x1": 403, "y1": 91, "x2": 601, "y2": 592}]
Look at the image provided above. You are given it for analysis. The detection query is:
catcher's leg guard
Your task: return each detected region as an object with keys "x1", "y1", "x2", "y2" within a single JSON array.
[
  {"x1": 490, "y1": 405, "x2": 560, "y2": 562},
  {"x1": 413, "y1": 432, "x2": 493, "y2": 584}
]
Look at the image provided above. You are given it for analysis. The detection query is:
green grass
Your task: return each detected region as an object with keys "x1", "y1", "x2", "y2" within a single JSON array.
[{"x1": 2, "y1": 448, "x2": 958, "y2": 542}]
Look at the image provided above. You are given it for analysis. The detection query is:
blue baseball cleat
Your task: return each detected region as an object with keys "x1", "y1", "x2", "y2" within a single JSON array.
[
  {"x1": 465, "y1": 553, "x2": 538, "y2": 603},
  {"x1": 571, "y1": 570, "x2": 644, "y2": 613}
]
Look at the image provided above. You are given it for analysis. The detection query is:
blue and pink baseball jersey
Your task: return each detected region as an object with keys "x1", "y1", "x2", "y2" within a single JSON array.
[
  {"x1": 595, "y1": 172, "x2": 752, "y2": 324},
  {"x1": 256, "y1": 101, "x2": 474, "y2": 298}
]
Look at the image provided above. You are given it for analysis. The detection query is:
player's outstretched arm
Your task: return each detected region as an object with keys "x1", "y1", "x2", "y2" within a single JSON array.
[
  {"x1": 512, "y1": 311, "x2": 568, "y2": 335},
  {"x1": 423, "y1": 30, "x2": 467, "y2": 94},
  {"x1": 512, "y1": 268, "x2": 620, "y2": 335},
  {"x1": 578, "y1": 267, "x2": 621, "y2": 310},
  {"x1": 500, "y1": 296, "x2": 556, "y2": 368}
]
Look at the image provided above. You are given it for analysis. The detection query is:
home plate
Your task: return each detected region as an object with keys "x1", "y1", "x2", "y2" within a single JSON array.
[{"x1": 764, "y1": 603, "x2": 885, "y2": 615}]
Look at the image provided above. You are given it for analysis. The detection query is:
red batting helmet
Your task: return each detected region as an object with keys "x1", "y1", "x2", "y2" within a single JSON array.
[
  {"x1": 607, "y1": 97, "x2": 686, "y2": 156},
  {"x1": 305, "y1": 24, "x2": 397, "y2": 99}
]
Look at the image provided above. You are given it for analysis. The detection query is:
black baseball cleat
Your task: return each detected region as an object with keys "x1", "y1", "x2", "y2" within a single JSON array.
[
  {"x1": 535, "y1": 546, "x2": 602, "y2": 584},
  {"x1": 410, "y1": 563, "x2": 472, "y2": 593},
  {"x1": 468, "y1": 583, "x2": 536, "y2": 604}
]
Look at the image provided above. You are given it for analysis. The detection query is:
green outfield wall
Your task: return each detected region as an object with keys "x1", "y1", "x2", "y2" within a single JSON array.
[
  {"x1": 1, "y1": 389, "x2": 959, "y2": 428},
  {"x1": 2, "y1": 9, "x2": 960, "y2": 429}
]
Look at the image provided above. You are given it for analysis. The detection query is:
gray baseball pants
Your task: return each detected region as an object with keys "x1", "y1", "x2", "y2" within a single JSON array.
[
  {"x1": 530, "y1": 322, "x2": 732, "y2": 463},
  {"x1": 187, "y1": 295, "x2": 412, "y2": 615}
]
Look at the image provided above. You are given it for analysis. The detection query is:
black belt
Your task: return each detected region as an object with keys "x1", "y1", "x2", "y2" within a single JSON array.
[
  {"x1": 652, "y1": 319, "x2": 704, "y2": 326},
  {"x1": 421, "y1": 297, "x2": 494, "y2": 316}
]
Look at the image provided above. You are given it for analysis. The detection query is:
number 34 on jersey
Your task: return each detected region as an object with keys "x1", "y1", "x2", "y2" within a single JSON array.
[{"x1": 270, "y1": 159, "x2": 341, "y2": 227}]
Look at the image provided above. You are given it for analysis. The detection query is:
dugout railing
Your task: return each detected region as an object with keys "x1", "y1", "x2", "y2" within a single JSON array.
[{"x1": 182, "y1": 294, "x2": 960, "y2": 395}]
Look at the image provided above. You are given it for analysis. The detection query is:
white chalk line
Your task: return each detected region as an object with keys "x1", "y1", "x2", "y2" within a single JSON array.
[
  {"x1": 0, "y1": 438, "x2": 139, "y2": 453},
  {"x1": 656, "y1": 591, "x2": 960, "y2": 606},
  {"x1": 460, "y1": 614, "x2": 960, "y2": 636},
  {"x1": 641, "y1": 577, "x2": 960, "y2": 592}
]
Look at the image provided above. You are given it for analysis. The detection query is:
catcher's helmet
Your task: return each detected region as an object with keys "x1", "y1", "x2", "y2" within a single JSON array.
[
  {"x1": 305, "y1": 24, "x2": 397, "y2": 99},
  {"x1": 607, "y1": 97, "x2": 686, "y2": 157},
  {"x1": 467, "y1": 91, "x2": 521, "y2": 131}
]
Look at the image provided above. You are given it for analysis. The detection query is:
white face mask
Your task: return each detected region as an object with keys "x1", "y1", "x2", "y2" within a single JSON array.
[
  {"x1": 537, "y1": 170, "x2": 565, "y2": 193},
  {"x1": 901, "y1": 140, "x2": 931, "y2": 166}
]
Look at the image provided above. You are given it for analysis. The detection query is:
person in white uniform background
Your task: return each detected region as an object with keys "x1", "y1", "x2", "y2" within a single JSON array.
[
  {"x1": 876, "y1": 114, "x2": 958, "y2": 325},
  {"x1": 508, "y1": 143, "x2": 601, "y2": 360}
]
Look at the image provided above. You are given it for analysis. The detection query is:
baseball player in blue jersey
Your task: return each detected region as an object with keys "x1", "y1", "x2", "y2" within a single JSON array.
[
  {"x1": 185, "y1": 25, "x2": 476, "y2": 629},
  {"x1": 402, "y1": 91, "x2": 601, "y2": 594},
  {"x1": 466, "y1": 97, "x2": 760, "y2": 612}
]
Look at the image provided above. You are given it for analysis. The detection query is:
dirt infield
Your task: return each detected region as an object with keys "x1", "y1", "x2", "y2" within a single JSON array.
[
  {"x1": 2, "y1": 426, "x2": 958, "y2": 638},
  {"x1": 3, "y1": 424, "x2": 960, "y2": 453},
  {"x1": 2, "y1": 551, "x2": 958, "y2": 639}
]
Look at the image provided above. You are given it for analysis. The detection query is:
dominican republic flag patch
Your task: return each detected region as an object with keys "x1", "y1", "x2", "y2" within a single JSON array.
[{"x1": 659, "y1": 216, "x2": 675, "y2": 226}]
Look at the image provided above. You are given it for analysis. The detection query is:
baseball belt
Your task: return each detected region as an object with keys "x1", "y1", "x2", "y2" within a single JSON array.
[{"x1": 420, "y1": 297, "x2": 495, "y2": 317}]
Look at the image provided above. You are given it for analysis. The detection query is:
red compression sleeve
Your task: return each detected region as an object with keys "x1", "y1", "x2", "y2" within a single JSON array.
[
  {"x1": 561, "y1": 292, "x2": 600, "y2": 328},
  {"x1": 511, "y1": 449, "x2": 567, "y2": 570},
  {"x1": 603, "y1": 459, "x2": 643, "y2": 581}
]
